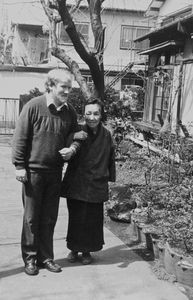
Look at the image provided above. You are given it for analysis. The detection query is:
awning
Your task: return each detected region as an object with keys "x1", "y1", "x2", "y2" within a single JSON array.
[
  {"x1": 138, "y1": 40, "x2": 183, "y2": 55},
  {"x1": 135, "y1": 13, "x2": 193, "y2": 42}
]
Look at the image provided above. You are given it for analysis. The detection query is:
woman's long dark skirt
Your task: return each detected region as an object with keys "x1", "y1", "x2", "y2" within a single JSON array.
[{"x1": 66, "y1": 198, "x2": 104, "y2": 252}]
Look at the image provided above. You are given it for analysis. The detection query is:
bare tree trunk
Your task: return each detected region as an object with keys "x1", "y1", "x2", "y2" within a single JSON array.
[{"x1": 41, "y1": 0, "x2": 105, "y2": 101}]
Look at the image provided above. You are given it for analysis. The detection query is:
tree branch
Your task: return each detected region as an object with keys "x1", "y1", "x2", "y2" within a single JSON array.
[
  {"x1": 41, "y1": 0, "x2": 105, "y2": 101},
  {"x1": 52, "y1": 47, "x2": 91, "y2": 100},
  {"x1": 69, "y1": 0, "x2": 83, "y2": 14},
  {"x1": 57, "y1": 0, "x2": 92, "y2": 63},
  {"x1": 87, "y1": 0, "x2": 105, "y2": 99},
  {"x1": 40, "y1": 0, "x2": 58, "y2": 48},
  {"x1": 88, "y1": 0, "x2": 103, "y2": 53}
]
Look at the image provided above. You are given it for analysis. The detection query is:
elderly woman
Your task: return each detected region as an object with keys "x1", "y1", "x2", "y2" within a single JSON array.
[{"x1": 61, "y1": 98, "x2": 116, "y2": 264}]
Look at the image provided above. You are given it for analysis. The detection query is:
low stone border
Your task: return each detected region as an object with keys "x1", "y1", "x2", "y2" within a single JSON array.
[{"x1": 131, "y1": 217, "x2": 193, "y2": 287}]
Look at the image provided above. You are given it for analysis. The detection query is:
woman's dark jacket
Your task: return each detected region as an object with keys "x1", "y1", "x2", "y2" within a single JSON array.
[{"x1": 61, "y1": 123, "x2": 116, "y2": 203}]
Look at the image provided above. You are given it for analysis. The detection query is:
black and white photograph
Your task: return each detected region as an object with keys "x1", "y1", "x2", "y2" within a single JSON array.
[{"x1": 0, "y1": 0, "x2": 193, "y2": 299}]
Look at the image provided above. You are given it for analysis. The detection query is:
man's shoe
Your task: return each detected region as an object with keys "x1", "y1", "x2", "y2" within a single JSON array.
[
  {"x1": 81, "y1": 252, "x2": 92, "y2": 265},
  {"x1": 24, "y1": 260, "x2": 39, "y2": 276},
  {"x1": 44, "y1": 260, "x2": 62, "y2": 273},
  {"x1": 67, "y1": 251, "x2": 78, "y2": 263}
]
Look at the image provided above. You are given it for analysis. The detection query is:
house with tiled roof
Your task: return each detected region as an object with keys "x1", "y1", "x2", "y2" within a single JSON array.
[{"x1": 134, "y1": 0, "x2": 193, "y2": 137}]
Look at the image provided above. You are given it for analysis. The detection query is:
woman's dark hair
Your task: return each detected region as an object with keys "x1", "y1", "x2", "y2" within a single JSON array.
[
  {"x1": 84, "y1": 97, "x2": 107, "y2": 122},
  {"x1": 85, "y1": 98, "x2": 104, "y2": 113}
]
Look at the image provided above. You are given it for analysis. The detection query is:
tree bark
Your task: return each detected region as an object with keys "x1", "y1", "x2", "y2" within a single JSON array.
[{"x1": 41, "y1": 0, "x2": 105, "y2": 101}]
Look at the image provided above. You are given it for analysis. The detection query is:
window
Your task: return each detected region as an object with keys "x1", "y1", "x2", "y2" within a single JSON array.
[
  {"x1": 120, "y1": 26, "x2": 149, "y2": 51},
  {"x1": 121, "y1": 77, "x2": 143, "y2": 88},
  {"x1": 152, "y1": 84, "x2": 170, "y2": 123},
  {"x1": 59, "y1": 22, "x2": 89, "y2": 44}
]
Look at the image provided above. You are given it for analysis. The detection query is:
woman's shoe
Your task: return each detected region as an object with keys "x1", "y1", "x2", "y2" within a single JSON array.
[
  {"x1": 67, "y1": 251, "x2": 78, "y2": 263},
  {"x1": 81, "y1": 252, "x2": 92, "y2": 265}
]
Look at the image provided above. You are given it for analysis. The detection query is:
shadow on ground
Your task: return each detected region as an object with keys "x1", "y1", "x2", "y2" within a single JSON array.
[{"x1": 0, "y1": 242, "x2": 153, "y2": 280}]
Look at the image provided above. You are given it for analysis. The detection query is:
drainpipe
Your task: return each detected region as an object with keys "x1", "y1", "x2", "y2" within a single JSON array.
[{"x1": 176, "y1": 61, "x2": 183, "y2": 136}]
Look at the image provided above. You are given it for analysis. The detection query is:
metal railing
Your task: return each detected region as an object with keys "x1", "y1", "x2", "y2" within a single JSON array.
[{"x1": 0, "y1": 98, "x2": 19, "y2": 135}]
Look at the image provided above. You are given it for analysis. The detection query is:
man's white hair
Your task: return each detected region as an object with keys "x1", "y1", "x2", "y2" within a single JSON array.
[{"x1": 45, "y1": 68, "x2": 72, "y2": 92}]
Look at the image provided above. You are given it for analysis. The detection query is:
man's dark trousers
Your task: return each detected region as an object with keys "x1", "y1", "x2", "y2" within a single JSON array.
[{"x1": 21, "y1": 170, "x2": 62, "y2": 263}]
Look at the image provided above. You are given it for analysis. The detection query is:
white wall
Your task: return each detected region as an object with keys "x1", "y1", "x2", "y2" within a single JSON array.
[
  {"x1": 0, "y1": 70, "x2": 79, "y2": 99},
  {"x1": 0, "y1": 71, "x2": 47, "y2": 98},
  {"x1": 102, "y1": 10, "x2": 151, "y2": 70}
]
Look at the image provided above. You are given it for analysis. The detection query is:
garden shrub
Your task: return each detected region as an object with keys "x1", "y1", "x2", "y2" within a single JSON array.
[
  {"x1": 132, "y1": 135, "x2": 193, "y2": 254},
  {"x1": 20, "y1": 88, "x2": 43, "y2": 112}
]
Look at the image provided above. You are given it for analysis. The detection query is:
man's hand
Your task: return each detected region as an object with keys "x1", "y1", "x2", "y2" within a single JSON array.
[
  {"x1": 59, "y1": 147, "x2": 75, "y2": 161},
  {"x1": 15, "y1": 169, "x2": 28, "y2": 183},
  {"x1": 73, "y1": 130, "x2": 88, "y2": 140}
]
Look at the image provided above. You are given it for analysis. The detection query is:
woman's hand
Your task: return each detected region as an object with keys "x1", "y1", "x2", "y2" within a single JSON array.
[{"x1": 73, "y1": 130, "x2": 88, "y2": 140}]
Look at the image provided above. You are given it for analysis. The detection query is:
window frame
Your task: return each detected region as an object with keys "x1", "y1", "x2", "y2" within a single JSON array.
[
  {"x1": 152, "y1": 81, "x2": 171, "y2": 123},
  {"x1": 120, "y1": 25, "x2": 150, "y2": 51},
  {"x1": 59, "y1": 22, "x2": 89, "y2": 45}
]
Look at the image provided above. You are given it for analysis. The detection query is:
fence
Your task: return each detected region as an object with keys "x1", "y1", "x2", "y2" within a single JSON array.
[{"x1": 0, "y1": 98, "x2": 20, "y2": 134}]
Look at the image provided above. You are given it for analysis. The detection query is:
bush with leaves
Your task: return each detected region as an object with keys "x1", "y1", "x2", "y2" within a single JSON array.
[
  {"x1": 134, "y1": 135, "x2": 193, "y2": 254},
  {"x1": 20, "y1": 88, "x2": 43, "y2": 112},
  {"x1": 67, "y1": 88, "x2": 86, "y2": 119}
]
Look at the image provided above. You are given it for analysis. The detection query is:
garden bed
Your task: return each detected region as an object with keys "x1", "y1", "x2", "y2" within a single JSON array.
[{"x1": 105, "y1": 136, "x2": 193, "y2": 290}]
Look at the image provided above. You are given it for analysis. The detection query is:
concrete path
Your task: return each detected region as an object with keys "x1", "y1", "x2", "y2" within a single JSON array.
[{"x1": 0, "y1": 142, "x2": 189, "y2": 300}]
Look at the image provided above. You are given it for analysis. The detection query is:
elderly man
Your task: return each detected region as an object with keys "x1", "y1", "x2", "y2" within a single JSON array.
[{"x1": 12, "y1": 68, "x2": 86, "y2": 275}]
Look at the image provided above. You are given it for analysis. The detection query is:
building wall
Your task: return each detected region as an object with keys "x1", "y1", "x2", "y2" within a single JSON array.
[
  {"x1": 0, "y1": 70, "x2": 81, "y2": 99},
  {"x1": 169, "y1": 62, "x2": 193, "y2": 136},
  {"x1": 55, "y1": 8, "x2": 152, "y2": 72},
  {"x1": 183, "y1": 39, "x2": 193, "y2": 60},
  {"x1": 0, "y1": 71, "x2": 47, "y2": 98},
  {"x1": 0, "y1": 71, "x2": 46, "y2": 131},
  {"x1": 101, "y1": 10, "x2": 151, "y2": 70},
  {"x1": 12, "y1": 26, "x2": 48, "y2": 66},
  {"x1": 181, "y1": 63, "x2": 193, "y2": 135},
  {"x1": 0, "y1": 69, "x2": 80, "y2": 128}
]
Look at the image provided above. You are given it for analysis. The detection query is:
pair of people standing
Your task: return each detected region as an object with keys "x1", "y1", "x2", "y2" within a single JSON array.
[{"x1": 12, "y1": 68, "x2": 116, "y2": 275}]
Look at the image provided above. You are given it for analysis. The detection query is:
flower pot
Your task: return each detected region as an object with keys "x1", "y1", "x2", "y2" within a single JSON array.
[
  {"x1": 137, "y1": 223, "x2": 146, "y2": 243},
  {"x1": 149, "y1": 231, "x2": 162, "y2": 259},
  {"x1": 152, "y1": 237, "x2": 159, "y2": 259},
  {"x1": 131, "y1": 208, "x2": 149, "y2": 224},
  {"x1": 141, "y1": 226, "x2": 154, "y2": 252},
  {"x1": 175, "y1": 259, "x2": 193, "y2": 286},
  {"x1": 164, "y1": 242, "x2": 183, "y2": 276},
  {"x1": 158, "y1": 242, "x2": 165, "y2": 266},
  {"x1": 130, "y1": 215, "x2": 138, "y2": 238},
  {"x1": 145, "y1": 232, "x2": 153, "y2": 252}
]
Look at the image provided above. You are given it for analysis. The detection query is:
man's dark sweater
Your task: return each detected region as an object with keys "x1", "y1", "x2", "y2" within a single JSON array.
[{"x1": 12, "y1": 95, "x2": 78, "y2": 171}]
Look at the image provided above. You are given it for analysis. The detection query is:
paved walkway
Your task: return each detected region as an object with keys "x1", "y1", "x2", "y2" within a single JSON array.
[{"x1": 0, "y1": 142, "x2": 189, "y2": 300}]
